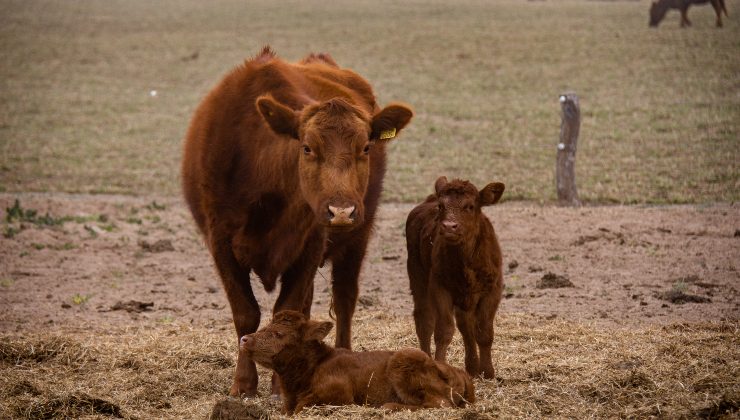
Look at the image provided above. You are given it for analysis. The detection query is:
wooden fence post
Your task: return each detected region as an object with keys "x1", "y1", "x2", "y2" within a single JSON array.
[{"x1": 557, "y1": 93, "x2": 581, "y2": 206}]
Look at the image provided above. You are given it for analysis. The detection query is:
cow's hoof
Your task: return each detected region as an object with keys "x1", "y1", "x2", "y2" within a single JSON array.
[{"x1": 229, "y1": 383, "x2": 257, "y2": 398}]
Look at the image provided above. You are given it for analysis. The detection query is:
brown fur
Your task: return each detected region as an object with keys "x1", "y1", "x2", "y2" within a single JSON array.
[
  {"x1": 240, "y1": 311, "x2": 475, "y2": 414},
  {"x1": 649, "y1": 0, "x2": 728, "y2": 27},
  {"x1": 406, "y1": 177, "x2": 505, "y2": 379},
  {"x1": 181, "y1": 46, "x2": 413, "y2": 396}
]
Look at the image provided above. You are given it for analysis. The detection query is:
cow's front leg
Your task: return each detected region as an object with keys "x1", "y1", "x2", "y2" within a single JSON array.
[
  {"x1": 211, "y1": 234, "x2": 261, "y2": 397},
  {"x1": 271, "y1": 229, "x2": 324, "y2": 395},
  {"x1": 331, "y1": 244, "x2": 367, "y2": 349}
]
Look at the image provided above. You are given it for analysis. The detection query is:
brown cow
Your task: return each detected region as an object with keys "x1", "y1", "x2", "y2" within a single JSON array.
[
  {"x1": 240, "y1": 310, "x2": 475, "y2": 414},
  {"x1": 181, "y1": 47, "x2": 413, "y2": 396},
  {"x1": 649, "y1": 0, "x2": 728, "y2": 27},
  {"x1": 406, "y1": 177, "x2": 505, "y2": 379}
]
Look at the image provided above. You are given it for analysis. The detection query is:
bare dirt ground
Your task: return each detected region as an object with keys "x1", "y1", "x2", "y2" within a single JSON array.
[
  {"x1": 1, "y1": 193, "x2": 738, "y2": 331},
  {"x1": 1, "y1": 193, "x2": 739, "y2": 418}
]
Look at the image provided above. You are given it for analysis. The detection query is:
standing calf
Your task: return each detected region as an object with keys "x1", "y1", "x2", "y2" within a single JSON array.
[
  {"x1": 406, "y1": 177, "x2": 505, "y2": 379},
  {"x1": 240, "y1": 310, "x2": 475, "y2": 414}
]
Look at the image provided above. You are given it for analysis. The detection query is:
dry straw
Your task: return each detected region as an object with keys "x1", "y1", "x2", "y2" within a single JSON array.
[{"x1": 1, "y1": 312, "x2": 738, "y2": 419}]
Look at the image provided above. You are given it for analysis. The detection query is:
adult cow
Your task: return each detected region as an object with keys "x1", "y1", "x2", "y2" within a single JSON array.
[{"x1": 182, "y1": 47, "x2": 413, "y2": 396}]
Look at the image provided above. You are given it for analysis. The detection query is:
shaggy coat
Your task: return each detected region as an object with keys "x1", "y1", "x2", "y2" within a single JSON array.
[
  {"x1": 240, "y1": 311, "x2": 475, "y2": 414},
  {"x1": 181, "y1": 47, "x2": 413, "y2": 396},
  {"x1": 649, "y1": 0, "x2": 727, "y2": 27},
  {"x1": 406, "y1": 177, "x2": 505, "y2": 379}
]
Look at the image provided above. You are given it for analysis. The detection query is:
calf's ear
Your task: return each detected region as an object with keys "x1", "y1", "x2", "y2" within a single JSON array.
[
  {"x1": 256, "y1": 95, "x2": 300, "y2": 139},
  {"x1": 305, "y1": 320, "x2": 333, "y2": 341},
  {"x1": 370, "y1": 103, "x2": 413, "y2": 142},
  {"x1": 434, "y1": 176, "x2": 449, "y2": 195},
  {"x1": 479, "y1": 182, "x2": 505, "y2": 206}
]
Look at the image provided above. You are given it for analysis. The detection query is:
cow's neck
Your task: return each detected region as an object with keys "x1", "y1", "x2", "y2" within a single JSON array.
[{"x1": 272, "y1": 341, "x2": 334, "y2": 398}]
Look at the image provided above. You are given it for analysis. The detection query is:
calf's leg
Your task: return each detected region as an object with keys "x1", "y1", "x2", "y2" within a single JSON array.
[
  {"x1": 475, "y1": 293, "x2": 500, "y2": 379},
  {"x1": 432, "y1": 290, "x2": 455, "y2": 363},
  {"x1": 455, "y1": 308, "x2": 480, "y2": 377}
]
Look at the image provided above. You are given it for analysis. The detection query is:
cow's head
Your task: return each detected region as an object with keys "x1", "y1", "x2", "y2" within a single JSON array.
[
  {"x1": 649, "y1": 1, "x2": 667, "y2": 27},
  {"x1": 256, "y1": 95, "x2": 412, "y2": 230},
  {"x1": 239, "y1": 310, "x2": 333, "y2": 369},
  {"x1": 433, "y1": 177, "x2": 505, "y2": 245}
]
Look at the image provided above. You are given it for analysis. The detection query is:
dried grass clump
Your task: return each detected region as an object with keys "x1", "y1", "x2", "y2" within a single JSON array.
[{"x1": 1, "y1": 314, "x2": 738, "y2": 419}]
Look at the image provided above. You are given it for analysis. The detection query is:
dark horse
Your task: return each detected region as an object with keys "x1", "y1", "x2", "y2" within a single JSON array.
[{"x1": 649, "y1": 0, "x2": 728, "y2": 27}]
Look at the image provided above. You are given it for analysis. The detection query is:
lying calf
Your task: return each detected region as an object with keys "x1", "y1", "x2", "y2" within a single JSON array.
[{"x1": 240, "y1": 310, "x2": 475, "y2": 414}]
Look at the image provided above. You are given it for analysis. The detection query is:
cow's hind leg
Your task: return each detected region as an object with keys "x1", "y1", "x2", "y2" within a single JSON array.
[
  {"x1": 712, "y1": 0, "x2": 724, "y2": 26},
  {"x1": 212, "y1": 237, "x2": 261, "y2": 397},
  {"x1": 680, "y1": 7, "x2": 692, "y2": 27}
]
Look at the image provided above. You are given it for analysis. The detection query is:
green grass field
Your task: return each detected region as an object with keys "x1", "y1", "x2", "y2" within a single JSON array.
[{"x1": 0, "y1": 0, "x2": 738, "y2": 203}]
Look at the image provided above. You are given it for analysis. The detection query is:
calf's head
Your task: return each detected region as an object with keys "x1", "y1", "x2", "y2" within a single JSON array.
[
  {"x1": 239, "y1": 310, "x2": 333, "y2": 369},
  {"x1": 257, "y1": 95, "x2": 413, "y2": 229},
  {"x1": 433, "y1": 177, "x2": 505, "y2": 245},
  {"x1": 436, "y1": 362, "x2": 476, "y2": 407}
]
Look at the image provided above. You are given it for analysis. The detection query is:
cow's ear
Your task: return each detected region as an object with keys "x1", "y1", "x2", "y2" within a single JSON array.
[
  {"x1": 370, "y1": 103, "x2": 413, "y2": 142},
  {"x1": 256, "y1": 95, "x2": 300, "y2": 139},
  {"x1": 434, "y1": 176, "x2": 449, "y2": 195},
  {"x1": 305, "y1": 320, "x2": 333, "y2": 341},
  {"x1": 479, "y1": 182, "x2": 505, "y2": 206}
]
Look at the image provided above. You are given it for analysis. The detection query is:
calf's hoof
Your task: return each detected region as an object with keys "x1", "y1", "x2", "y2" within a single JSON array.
[{"x1": 481, "y1": 367, "x2": 495, "y2": 380}]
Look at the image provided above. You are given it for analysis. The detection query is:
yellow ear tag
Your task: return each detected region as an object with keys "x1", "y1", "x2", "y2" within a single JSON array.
[{"x1": 379, "y1": 128, "x2": 396, "y2": 140}]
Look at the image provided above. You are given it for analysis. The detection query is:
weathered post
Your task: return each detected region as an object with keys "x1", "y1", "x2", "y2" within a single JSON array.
[{"x1": 557, "y1": 93, "x2": 581, "y2": 206}]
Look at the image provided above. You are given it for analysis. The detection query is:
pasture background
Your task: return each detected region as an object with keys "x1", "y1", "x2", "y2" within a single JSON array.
[
  {"x1": 1, "y1": 1, "x2": 739, "y2": 419},
  {"x1": 0, "y1": 0, "x2": 738, "y2": 203}
]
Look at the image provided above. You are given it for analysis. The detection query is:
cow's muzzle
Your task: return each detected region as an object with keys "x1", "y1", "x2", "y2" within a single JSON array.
[{"x1": 327, "y1": 205, "x2": 357, "y2": 227}]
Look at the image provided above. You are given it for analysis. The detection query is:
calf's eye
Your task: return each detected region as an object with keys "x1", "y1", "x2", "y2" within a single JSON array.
[
  {"x1": 302, "y1": 145, "x2": 312, "y2": 155},
  {"x1": 362, "y1": 144, "x2": 371, "y2": 154}
]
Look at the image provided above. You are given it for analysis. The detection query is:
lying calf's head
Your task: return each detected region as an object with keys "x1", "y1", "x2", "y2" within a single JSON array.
[
  {"x1": 239, "y1": 310, "x2": 333, "y2": 369},
  {"x1": 436, "y1": 362, "x2": 476, "y2": 406},
  {"x1": 433, "y1": 177, "x2": 505, "y2": 245}
]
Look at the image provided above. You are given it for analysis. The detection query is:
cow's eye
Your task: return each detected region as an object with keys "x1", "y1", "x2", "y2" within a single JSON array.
[
  {"x1": 465, "y1": 204, "x2": 474, "y2": 211},
  {"x1": 302, "y1": 145, "x2": 312, "y2": 155},
  {"x1": 437, "y1": 204, "x2": 443, "y2": 212},
  {"x1": 274, "y1": 332, "x2": 284, "y2": 338},
  {"x1": 362, "y1": 144, "x2": 371, "y2": 154}
]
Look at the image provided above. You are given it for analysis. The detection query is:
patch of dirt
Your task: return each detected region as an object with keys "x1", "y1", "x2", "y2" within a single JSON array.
[
  {"x1": 1, "y1": 194, "x2": 739, "y2": 333},
  {"x1": 657, "y1": 290, "x2": 712, "y2": 304},
  {"x1": 536, "y1": 272, "x2": 574, "y2": 289},
  {"x1": 107, "y1": 300, "x2": 154, "y2": 313}
]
